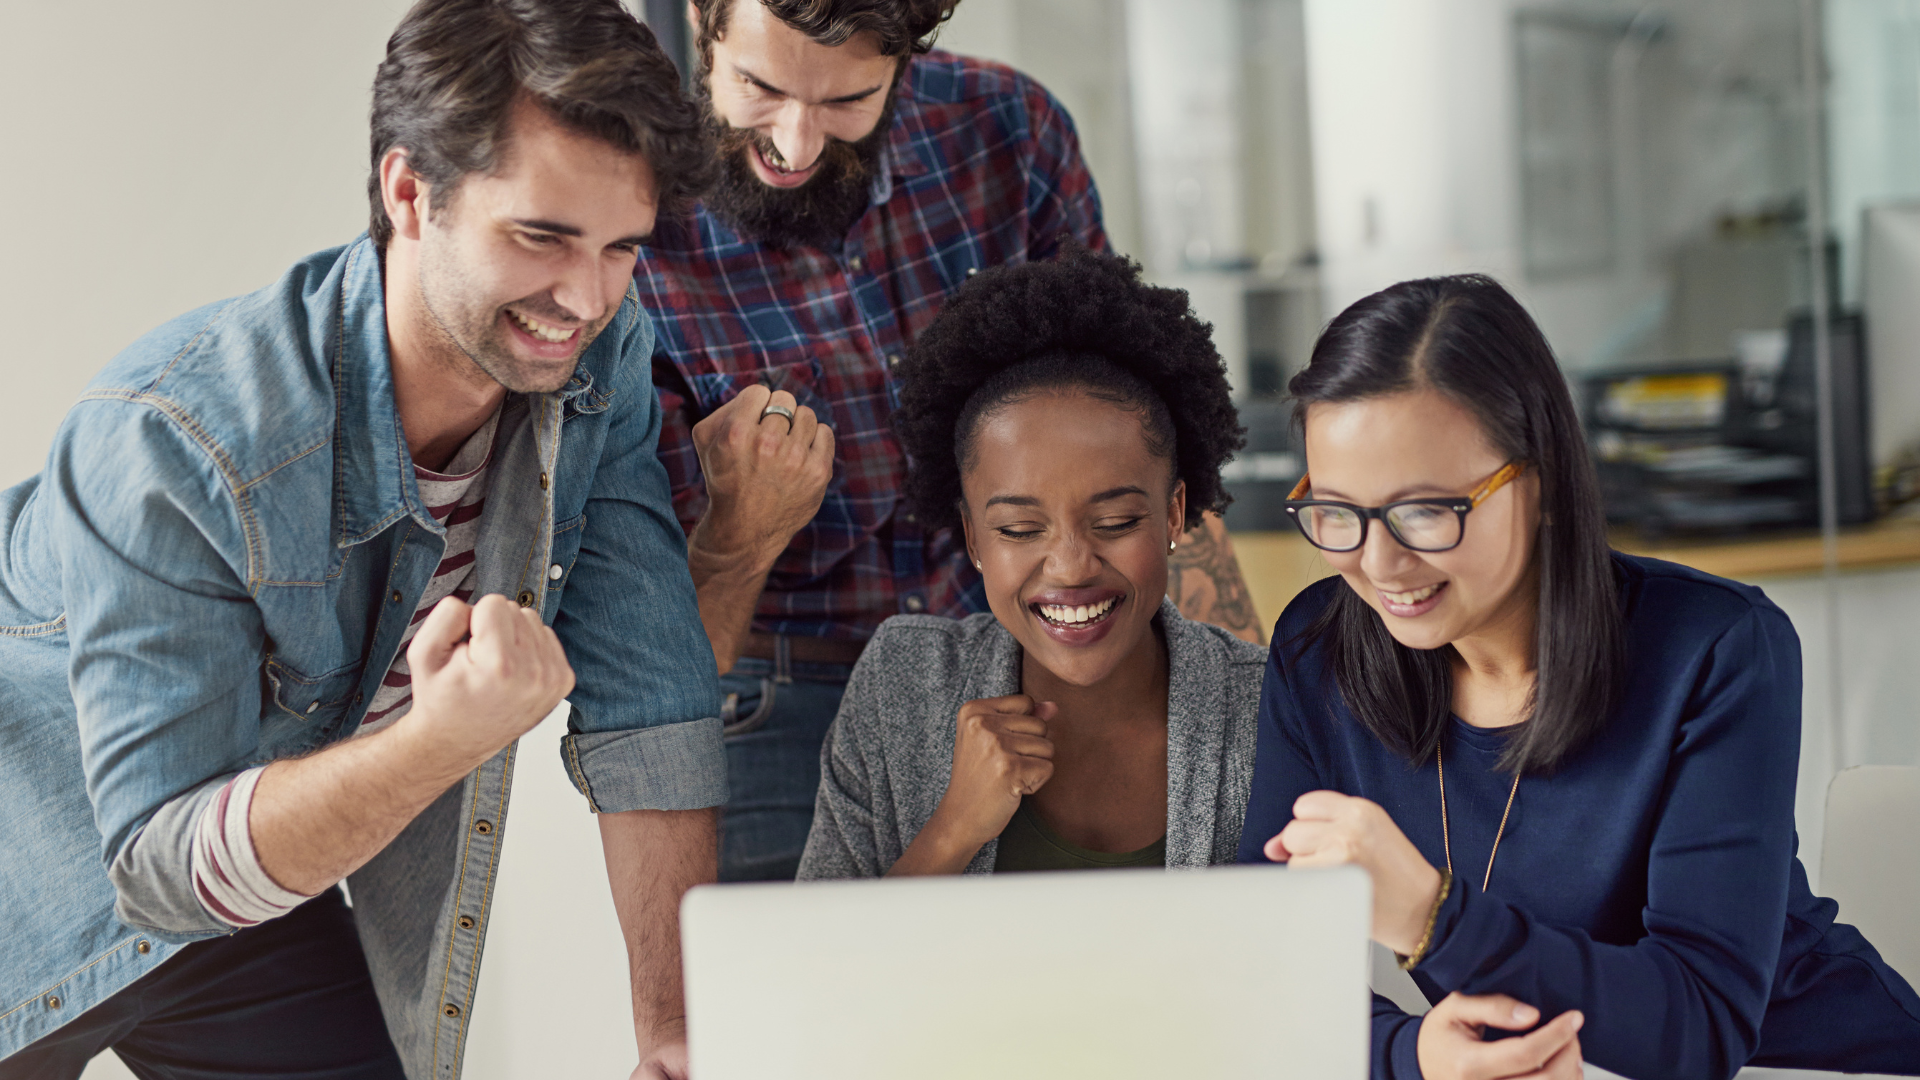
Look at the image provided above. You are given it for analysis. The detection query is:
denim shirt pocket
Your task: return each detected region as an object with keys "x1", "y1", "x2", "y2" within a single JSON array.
[
  {"x1": 542, "y1": 513, "x2": 587, "y2": 621},
  {"x1": 261, "y1": 656, "x2": 363, "y2": 750}
]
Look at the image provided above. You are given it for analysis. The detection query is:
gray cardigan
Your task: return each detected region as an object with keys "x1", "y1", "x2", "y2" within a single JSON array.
[{"x1": 797, "y1": 600, "x2": 1267, "y2": 879}]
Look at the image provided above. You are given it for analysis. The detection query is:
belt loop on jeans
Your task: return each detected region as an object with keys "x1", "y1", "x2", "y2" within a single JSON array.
[{"x1": 773, "y1": 635, "x2": 793, "y2": 684}]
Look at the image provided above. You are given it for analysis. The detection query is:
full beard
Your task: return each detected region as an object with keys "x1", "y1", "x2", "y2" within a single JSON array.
[{"x1": 697, "y1": 81, "x2": 897, "y2": 251}]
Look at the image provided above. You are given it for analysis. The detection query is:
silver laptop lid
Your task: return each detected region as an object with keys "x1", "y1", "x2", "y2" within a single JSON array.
[{"x1": 683, "y1": 865, "x2": 1371, "y2": 1080}]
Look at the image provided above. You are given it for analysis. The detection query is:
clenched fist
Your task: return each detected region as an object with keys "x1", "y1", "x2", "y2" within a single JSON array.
[
  {"x1": 1264, "y1": 790, "x2": 1445, "y2": 956},
  {"x1": 938, "y1": 695, "x2": 1059, "y2": 846},
  {"x1": 689, "y1": 383, "x2": 835, "y2": 566},
  {"x1": 888, "y1": 694, "x2": 1060, "y2": 876},
  {"x1": 403, "y1": 593, "x2": 576, "y2": 770}
]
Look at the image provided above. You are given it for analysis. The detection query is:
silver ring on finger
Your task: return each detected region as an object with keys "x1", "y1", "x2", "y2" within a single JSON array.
[{"x1": 759, "y1": 402, "x2": 796, "y2": 431}]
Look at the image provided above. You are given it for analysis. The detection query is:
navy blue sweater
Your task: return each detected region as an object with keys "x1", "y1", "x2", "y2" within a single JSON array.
[{"x1": 1239, "y1": 554, "x2": 1920, "y2": 1079}]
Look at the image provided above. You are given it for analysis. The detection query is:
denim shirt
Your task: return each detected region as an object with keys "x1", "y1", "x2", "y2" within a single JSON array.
[{"x1": 0, "y1": 237, "x2": 724, "y2": 1076}]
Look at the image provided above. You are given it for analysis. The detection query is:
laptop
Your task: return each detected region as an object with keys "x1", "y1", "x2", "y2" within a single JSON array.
[{"x1": 681, "y1": 865, "x2": 1371, "y2": 1079}]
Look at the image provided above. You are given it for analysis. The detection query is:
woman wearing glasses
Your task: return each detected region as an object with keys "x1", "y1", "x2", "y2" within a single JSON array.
[
  {"x1": 797, "y1": 247, "x2": 1263, "y2": 880},
  {"x1": 1242, "y1": 275, "x2": 1920, "y2": 1080}
]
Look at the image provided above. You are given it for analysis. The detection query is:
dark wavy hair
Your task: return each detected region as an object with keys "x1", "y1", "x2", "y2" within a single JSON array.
[
  {"x1": 1289, "y1": 274, "x2": 1624, "y2": 775},
  {"x1": 893, "y1": 245, "x2": 1243, "y2": 533},
  {"x1": 368, "y1": 0, "x2": 715, "y2": 246},
  {"x1": 692, "y1": 0, "x2": 960, "y2": 64}
]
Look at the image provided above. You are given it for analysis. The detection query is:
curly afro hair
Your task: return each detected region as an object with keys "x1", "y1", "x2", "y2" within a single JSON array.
[{"x1": 893, "y1": 244, "x2": 1244, "y2": 532}]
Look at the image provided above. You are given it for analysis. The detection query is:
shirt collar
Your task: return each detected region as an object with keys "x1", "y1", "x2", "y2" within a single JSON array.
[
  {"x1": 330, "y1": 236, "x2": 416, "y2": 548},
  {"x1": 884, "y1": 58, "x2": 933, "y2": 186},
  {"x1": 328, "y1": 235, "x2": 598, "y2": 547}
]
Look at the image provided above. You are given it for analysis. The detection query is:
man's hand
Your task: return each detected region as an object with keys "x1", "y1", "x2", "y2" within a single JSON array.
[
  {"x1": 686, "y1": 384, "x2": 835, "y2": 671},
  {"x1": 631, "y1": 1038, "x2": 689, "y2": 1080},
  {"x1": 402, "y1": 593, "x2": 576, "y2": 771},
  {"x1": 1417, "y1": 993, "x2": 1584, "y2": 1080},
  {"x1": 1263, "y1": 790, "x2": 1444, "y2": 955},
  {"x1": 890, "y1": 695, "x2": 1056, "y2": 876},
  {"x1": 689, "y1": 384, "x2": 834, "y2": 565},
  {"x1": 251, "y1": 595, "x2": 575, "y2": 897}
]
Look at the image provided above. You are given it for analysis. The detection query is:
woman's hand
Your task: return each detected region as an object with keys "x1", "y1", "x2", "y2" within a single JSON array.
[
  {"x1": 887, "y1": 695, "x2": 1057, "y2": 876},
  {"x1": 1263, "y1": 791, "x2": 1444, "y2": 955},
  {"x1": 1417, "y1": 993, "x2": 1584, "y2": 1080}
]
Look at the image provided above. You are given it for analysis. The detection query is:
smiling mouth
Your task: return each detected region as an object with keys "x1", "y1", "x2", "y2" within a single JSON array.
[
  {"x1": 1032, "y1": 596, "x2": 1121, "y2": 629},
  {"x1": 507, "y1": 308, "x2": 578, "y2": 345},
  {"x1": 754, "y1": 143, "x2": 816, "y2": 181},
  {"x1": 1381, "y1": 582, "x2": 1446, "y2": 605}
]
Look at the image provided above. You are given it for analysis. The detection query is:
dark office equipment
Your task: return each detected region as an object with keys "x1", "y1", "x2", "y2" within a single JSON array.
[
  {"x1": 1220, "y1": 398, "x2": 1303, "y2": 532},
  {"x1": 1584, "y1": 314, "x2": 1872, "y2": 537},
  {"x1": 1778, "y1": 313, "x2": 1875, "y2": 524}
]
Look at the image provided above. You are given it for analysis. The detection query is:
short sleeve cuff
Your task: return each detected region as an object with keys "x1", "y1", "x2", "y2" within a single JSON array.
[{"x1": 560, "y1": 715, "x2": 727, "y2": 813}]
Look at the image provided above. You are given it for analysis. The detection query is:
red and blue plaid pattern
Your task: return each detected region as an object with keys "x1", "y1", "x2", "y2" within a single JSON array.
[{"x1": 638, "y1": 50, "x2": 1107, "y2": 641}]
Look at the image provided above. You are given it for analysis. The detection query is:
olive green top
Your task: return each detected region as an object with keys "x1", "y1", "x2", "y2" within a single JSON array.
[{"x1": 992, "y1": 799, "x2": 1167, "y2": 873}]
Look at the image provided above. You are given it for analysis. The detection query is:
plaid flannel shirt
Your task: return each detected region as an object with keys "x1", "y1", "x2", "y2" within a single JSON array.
[{"x1": 638, "y1": 50, "x2": 1107, "y2": 642}]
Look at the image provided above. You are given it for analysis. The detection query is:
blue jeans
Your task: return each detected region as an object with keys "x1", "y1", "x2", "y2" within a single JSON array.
[
  {"x1": 0, "y1": 888, "x2": 403, "y2": 1080},
  {"x1": 718, "y1": 655, "x2": 854, "y2": 881}
]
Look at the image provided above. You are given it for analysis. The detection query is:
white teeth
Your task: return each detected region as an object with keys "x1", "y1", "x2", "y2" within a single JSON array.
[
  {"x1": 1036, "y1": 597, "x2": 1119, "y2": 627},
  {"x1": 510, "y1": 309, "x2": 574, "y2": 344},
  {"x1": 1383, "y1": 583, "x2": 1443, "y2": 605}
]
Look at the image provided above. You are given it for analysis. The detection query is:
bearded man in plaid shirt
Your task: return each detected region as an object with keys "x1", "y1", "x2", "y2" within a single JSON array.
[{"x1": 636, "y1": 0, "x2": 1263, "y2": 881}]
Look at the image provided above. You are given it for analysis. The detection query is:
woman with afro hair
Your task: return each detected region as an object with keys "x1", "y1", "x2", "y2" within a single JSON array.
[{"x1": 796, "y1": 245, "x2": 1264, "y2": 878}]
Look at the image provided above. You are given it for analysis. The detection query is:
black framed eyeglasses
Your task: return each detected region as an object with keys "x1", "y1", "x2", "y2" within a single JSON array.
[{"x1": 1282, "y1": 461, "x2": 1528, "y2": 553}]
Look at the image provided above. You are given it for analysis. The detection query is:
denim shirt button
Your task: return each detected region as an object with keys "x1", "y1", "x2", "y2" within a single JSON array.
[
  {"x1": 45, "y1": 995, "x2": 60, "y2": 1010},
  {"x1": 304, "y1": 701, "x2": 319, "y2": 715},
  {"x1": 548, "y1": 563, "x2": 564, "y2": 581},
  {"x1": 516, "y1": 590, "x2": 536, "y2": 608},
  {"x1": 390, "y1": 589, "x2": 402, "y2": 604},
  {"x1": 458, "y1": 915, "x2": 476, "y2": 931},
  {"x1": 135, "y1": 940, "x2": 151, "y2": 955},
  {"x1": 538, "y1": 472, "x2": 550, "y2": 491},
  {"x1": 442, "y1": 1003, "x2": 461, "y2": 1018},
  {"x1": 474, "y1": 820, "x2": 493, "y2": 835}
]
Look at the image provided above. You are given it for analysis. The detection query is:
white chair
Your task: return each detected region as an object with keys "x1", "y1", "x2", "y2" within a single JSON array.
[{"x1": 1821, "y1": 765, "x2": 1920, "y2": 985}]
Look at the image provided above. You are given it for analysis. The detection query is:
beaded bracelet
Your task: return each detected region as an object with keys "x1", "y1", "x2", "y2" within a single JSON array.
[{"x1": 1397, "y1": 867, "x2": 1453, "y2": 972}]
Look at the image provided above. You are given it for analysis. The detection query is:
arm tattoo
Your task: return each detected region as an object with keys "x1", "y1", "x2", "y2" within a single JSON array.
[{"x1": 1169, "y1": 513, "x2": 1265, "y2": 645}]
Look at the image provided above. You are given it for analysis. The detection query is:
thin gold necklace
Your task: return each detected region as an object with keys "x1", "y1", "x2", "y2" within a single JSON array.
[{"x1": 1437, "y1": 742, "x2": 1522, "y2": 893}]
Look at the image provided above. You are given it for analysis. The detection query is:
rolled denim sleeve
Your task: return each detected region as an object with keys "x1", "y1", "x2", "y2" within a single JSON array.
[
  {"x1": 552, "y1": 297, "x2": 725, "y2": 814},
  {"x1": 50, "y1": 397, "x2": 265, "y2": 937}
]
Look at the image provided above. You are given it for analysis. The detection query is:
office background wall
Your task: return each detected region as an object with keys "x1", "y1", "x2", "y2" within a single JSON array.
[{"x1": 0, "y1": 0, "x2": 416, "y2": 490}]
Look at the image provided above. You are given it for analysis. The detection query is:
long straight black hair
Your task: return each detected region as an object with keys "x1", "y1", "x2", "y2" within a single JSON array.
[{"x1": 1289, "y1": 275, "x2": 1624, "y2": 775}]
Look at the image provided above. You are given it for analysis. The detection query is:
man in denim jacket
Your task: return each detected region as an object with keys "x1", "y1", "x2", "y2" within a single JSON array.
[{"x1": 0, "y1": 3, "x2": 722, "y2": 1078}]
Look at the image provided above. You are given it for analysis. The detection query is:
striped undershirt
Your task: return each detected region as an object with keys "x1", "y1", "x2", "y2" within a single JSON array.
[
  {"x1": 189, "y1": 411, "x2": 498, "y2": 929},
  {"x1": 358, "y1": 409, "x2": 498, "y2": 735}
]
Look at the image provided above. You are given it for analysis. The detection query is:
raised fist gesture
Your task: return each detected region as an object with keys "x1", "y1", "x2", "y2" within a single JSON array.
[{"x1": 404, "y1": 593, "x2": 576, "y2": 768}]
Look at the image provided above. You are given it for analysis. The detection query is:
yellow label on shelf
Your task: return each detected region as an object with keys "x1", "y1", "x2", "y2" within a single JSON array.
[{"x1": 1601, "y1": 373, "x2": 1728, "y2": 429}]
